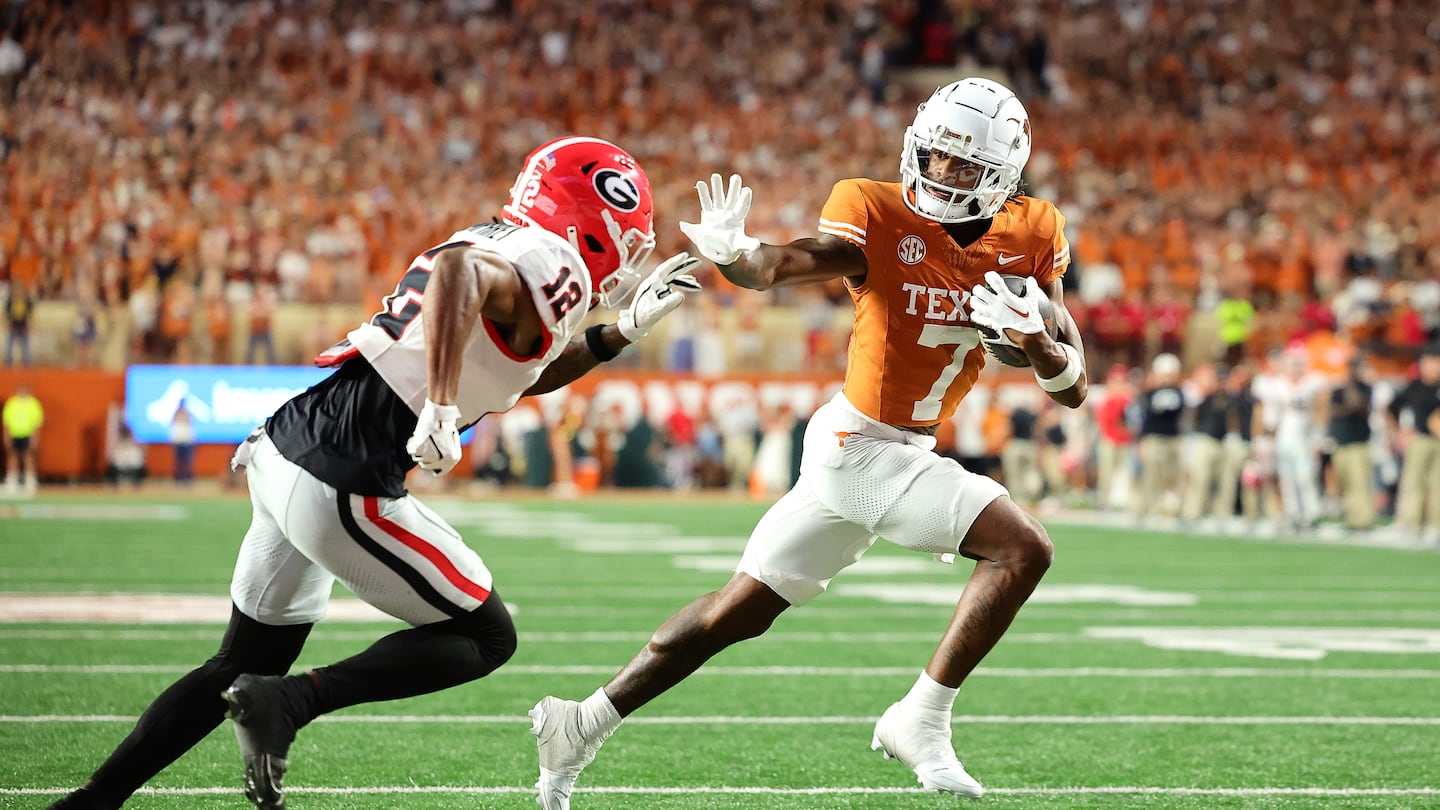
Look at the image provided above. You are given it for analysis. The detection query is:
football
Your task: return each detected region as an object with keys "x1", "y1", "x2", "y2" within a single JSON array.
[{"x1": 974, "y1": 274, "x2": 1058, "y2": 368}]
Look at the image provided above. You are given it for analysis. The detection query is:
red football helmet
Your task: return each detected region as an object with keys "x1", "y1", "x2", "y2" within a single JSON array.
[{"x1": 502, "y1": 136, "x2": 656, "y2": 309}]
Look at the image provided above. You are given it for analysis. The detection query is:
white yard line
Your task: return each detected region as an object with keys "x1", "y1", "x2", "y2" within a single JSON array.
[
  {"x1": 4, "y1": 785, "x2": 1439, "y2": 798},
  {"x1": 4, "y1": 713, "x2": 1439, "y2": 726},
  {"x1": 0, "y1": 628, "x2": 1076, "y2": 643},
  {"x1": 0, "y1": 503, "x2": 188, "y2": 521},
  {"x1": 4, "y1": 663, "x2": 1440, "y2": 679},
  {"x1": 2, "y1": 660, "x2": 1440, "y2": 677},
  {"x1": 4, "y1": 602, "x2": 1438, "y2": 623}
]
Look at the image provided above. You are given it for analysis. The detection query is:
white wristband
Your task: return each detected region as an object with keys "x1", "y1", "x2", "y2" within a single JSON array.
[
  {"x1": 424, "y1": 398, "x2": 463, "y2": 422},
  {"x1": 1035, "y1": 342, "x2": 1083, "y2": 393}
]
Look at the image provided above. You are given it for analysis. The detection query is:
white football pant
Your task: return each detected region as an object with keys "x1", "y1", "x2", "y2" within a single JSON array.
[
  {"x1": 231, "y1": 432, "x2": 493, "y2": 626},
  {"x1": 738, "y1": 393, "x2": 1007, "y2": 605}
]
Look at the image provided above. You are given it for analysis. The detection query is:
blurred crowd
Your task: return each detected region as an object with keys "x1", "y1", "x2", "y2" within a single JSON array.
[
  {"x1": 3, "y1": 0, "x2": 1439, "y2": 531},
  {"x1": 2, "y1": 0, "x2": 1439, "y2": 374}
]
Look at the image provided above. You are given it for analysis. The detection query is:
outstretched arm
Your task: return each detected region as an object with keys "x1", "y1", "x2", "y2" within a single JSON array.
[
  {"x1": 524, "y1": 253, "x2": 702, "y2": 397},
  {"x1": 523, "y1": 323, "x2": 630, "y2": 397},
  {"x1": 712, "y1": 234, "x2": 867, "y2": 291},
  {"x1": 680, "y1": 173, "x2": 868, "y2": 291}
]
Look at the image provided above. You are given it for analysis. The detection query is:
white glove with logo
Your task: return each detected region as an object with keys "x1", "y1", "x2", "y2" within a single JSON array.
[
  {"x1": 617, "y1": 252, "x2": 703, "y2": 341},
  {"x1": 406, "y1": 399, "x2": 463, "y2": 475},
  {"x1": 968, "y1": 271, "x2": 1046, "y2": 347},
  {"x1": 679, "y1": 173, "x2": 761, "y2": 265}
]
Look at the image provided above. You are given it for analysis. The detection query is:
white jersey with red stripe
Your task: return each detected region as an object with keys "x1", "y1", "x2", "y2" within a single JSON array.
[{"x1": 321, "y1": 220, "x2": 593, "y2": 424}]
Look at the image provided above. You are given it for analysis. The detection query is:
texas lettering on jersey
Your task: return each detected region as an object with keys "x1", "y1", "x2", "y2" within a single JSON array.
[{"x1": 819, "y1": 179, "x2": 1070, "y2": 425}]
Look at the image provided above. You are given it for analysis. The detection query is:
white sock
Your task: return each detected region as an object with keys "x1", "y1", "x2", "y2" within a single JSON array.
[
  {"x1": 901, "y1": 671, "x2": 958, "y2": 714},
  {"x1": 579, "y1": 687, "x2": 623, "y2": 739}
]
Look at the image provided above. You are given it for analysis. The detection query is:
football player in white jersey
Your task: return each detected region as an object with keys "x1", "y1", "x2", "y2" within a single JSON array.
[
  {"x1": 1254, "y1": 349, "x2": 1327, "y2": 529},
  {"x1": 47, "y1": 137, "x2": 701, "y2": 810}
]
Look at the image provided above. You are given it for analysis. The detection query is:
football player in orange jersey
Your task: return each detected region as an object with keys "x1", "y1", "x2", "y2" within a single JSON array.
[{"x1": 531, "y1": 78, "x2": 1088, "y2": 807}]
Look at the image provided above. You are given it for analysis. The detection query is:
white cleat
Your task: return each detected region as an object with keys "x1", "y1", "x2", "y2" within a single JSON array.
[
  {"x1": 870, "y1": 701, "x2": 984, "y2": 798},
  {"x1": 530, "y1": 696, "x2": 611, "y2": 810}
]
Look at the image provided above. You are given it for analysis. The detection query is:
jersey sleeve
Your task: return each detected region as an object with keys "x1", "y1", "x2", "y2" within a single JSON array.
[
  {"x1": 817, "y1": 180, "x2": 870, "y2": 248},
  {"x1": 505, "y1": 228, "x2": 591, "y2": 345},
  {"x1": 1035, "y1": 203, "x2": 1071, "y2": 288}
]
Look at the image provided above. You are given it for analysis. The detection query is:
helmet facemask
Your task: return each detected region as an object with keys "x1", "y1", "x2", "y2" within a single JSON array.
[
  {"x1": 571, "y1": 208, "x2": 656, "y2": 310},
  {"x1": 901, "y1": 125, "x2": 1020, "y2": 223},
  {"x1": 899, "y1": 78, "x2": 1032, "y2": 224}
]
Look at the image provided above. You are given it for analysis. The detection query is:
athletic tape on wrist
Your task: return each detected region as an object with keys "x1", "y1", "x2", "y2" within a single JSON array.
[
  {"x1": 424, "y1": 399, "x2": 462, "y2": 421},
  {"x1": 1036, "y1": 342, "x2": 1083, "y2": 392}
]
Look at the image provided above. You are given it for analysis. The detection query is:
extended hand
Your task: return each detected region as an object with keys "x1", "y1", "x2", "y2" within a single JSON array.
[
  {"x1": 678, "y1": 173, "x2": 761, "y2": 265},
  {"x1": 969, "y1": 271, "x2": 1046, "y2": 346},
  {"x1": 406, "y1": 399, "x2": 463, "y2": 475},
  {"x1": 618, "y1": 252, "x2": 703, "y2": 341}
]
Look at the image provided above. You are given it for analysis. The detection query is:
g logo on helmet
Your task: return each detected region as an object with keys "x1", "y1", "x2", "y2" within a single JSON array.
[
  {"x1": 897, "y1": 235, "x2": 927, "y2": 265},
  {"x1": 594, "y1": 168, "x2": 640, "y2": 212}
]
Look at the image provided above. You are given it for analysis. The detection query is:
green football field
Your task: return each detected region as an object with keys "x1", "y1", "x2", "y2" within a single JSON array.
[{"x1": 2, "y1": 491, "x2": 1438, "y2": 809}]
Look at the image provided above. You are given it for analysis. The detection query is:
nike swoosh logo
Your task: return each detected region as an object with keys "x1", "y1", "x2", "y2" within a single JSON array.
[
  {"x1": 1005, "y1": 303, "x2": 1031, "y2": 319},
  {"x1": 997, "y1": 253, "x2": 1026, "y2": 266}
]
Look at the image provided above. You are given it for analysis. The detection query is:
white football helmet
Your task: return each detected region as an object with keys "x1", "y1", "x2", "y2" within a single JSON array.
[{"x1": 900, "y1": 78, "x2": 1032, "y2": 223}]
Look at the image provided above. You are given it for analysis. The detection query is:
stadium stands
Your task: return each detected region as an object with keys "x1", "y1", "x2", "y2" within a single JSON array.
[
  {"x1": 2, "y1": 0, "x2": 1436, "y2": 370},
  {"x1": 1, "y1": 1, "x2": 1437, "y2": 536}
]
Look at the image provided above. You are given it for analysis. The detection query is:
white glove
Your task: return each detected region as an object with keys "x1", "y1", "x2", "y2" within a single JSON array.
[
  {"x1": 617, "y1": 252, "x2": 703, "y2": 341},
  {"x1": 968, "y1": 271, "x2": 1046, "y2": 347},
  {"x1": 406, "y1": 398, "x2": 463, "y2": 475},
  {"x1": 678, "y1": 173, "x2": 761, "y2": 265}
]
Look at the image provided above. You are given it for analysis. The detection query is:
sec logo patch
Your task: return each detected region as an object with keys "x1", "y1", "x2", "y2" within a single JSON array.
[{"x1": 897, "y1": 235, "x2": 926, "y2": 265}]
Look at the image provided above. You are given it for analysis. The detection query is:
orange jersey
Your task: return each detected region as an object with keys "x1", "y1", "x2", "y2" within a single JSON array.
[{"x1": 819, "y1": 179, "x2": 1070, "y2": 426}]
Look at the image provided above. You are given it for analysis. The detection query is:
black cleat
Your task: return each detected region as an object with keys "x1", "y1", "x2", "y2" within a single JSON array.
[
  {"x1": 223, "y1": 674, "x2": 301, "y2": 810},
  {"x1": 46, "y1": 790, "x2": 119, "y2": 810}
]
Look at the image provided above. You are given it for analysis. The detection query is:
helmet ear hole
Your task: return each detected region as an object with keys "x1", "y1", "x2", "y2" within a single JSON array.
[{"x1": 583, "y1": 234, "x2": 605, "y2": 254}]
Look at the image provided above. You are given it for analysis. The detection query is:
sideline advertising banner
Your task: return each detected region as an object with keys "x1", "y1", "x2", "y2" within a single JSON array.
[{"x1": 124, "y1": 365, "x2": 333, "y2": 443}]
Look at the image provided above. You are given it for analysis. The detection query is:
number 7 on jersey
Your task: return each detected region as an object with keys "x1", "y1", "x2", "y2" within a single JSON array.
[{"x1": 912, "y1": 324, "x2": 981, "y2": 422}]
